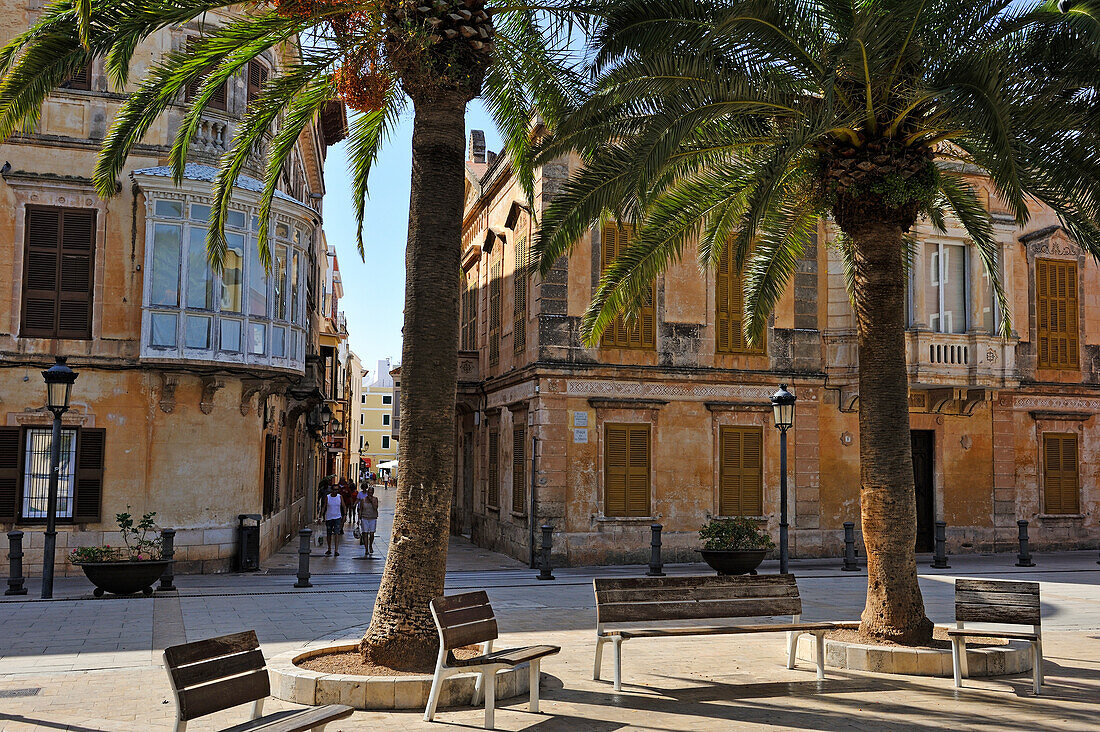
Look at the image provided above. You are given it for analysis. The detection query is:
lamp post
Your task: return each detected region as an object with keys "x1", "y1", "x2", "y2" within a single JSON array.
[
  {"x1": 41, "y1": 356, "x2": 77, "y2": 599},
  {"x1": 770, "y1": 383, "x2": 796, "y2": 575}
]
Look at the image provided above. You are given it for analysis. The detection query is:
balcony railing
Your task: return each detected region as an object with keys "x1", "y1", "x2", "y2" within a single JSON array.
[{"x1": 905, "y1": 331, "x2": 1019, "y2": 390}]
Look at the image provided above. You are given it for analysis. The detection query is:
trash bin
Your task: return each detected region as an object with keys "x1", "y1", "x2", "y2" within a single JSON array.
[{"x1": 237, "y1": 514, "x2": 261, "y2": 572}]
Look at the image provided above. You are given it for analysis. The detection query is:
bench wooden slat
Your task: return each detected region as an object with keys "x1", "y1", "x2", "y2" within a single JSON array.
[
  {"x1": 597, "y1": 584, "x2": 799, "y2": 604},
  {"x1": 956, "y1": 602, "x2": 1040, "y2": 625},
  {"x1": 441, "y1": 618, "x2": 498, "y2": 650},
  {"x1": 433, "y1": 590, "x2": 489, "y2": 613},
  {"x1": 946, "y1": 628, "x2": 1039, "y2": 641},
  {"x1": 955, "y1": 579, "x2": 1039, "y2": 595},
  {"x1": 955, "y1": 590, "x2": 1040, "y2": 607},
  {"x1": 437, "y1": 603, "x2": 495, "y2": 627},
  {"x1": 164, "y1": 630, "x2": 259, "y2": 668},
  {"x1": 176, "y1": 669, "x2": 270, "y2": 721},
  {"x1": 449, "y1": 644, "x2": 560, "y2": 668},
  {"x1": 221, "y1": 705, "x2": 354, "y2": 732},
  {"x1": 598, "y1": 596, "x2": 803, "y2": 624},
  {"x1": 169, "y1": 649, "x2": 266, "y2": 689},
  {"x1": 610, "y1": 621, "x2": 834, "y2": 639},
  {"x1": 594, "y1": 574, "x2": 796, "y2": 593}
]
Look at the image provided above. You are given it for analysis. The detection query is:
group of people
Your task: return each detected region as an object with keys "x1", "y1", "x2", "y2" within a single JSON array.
[{"x1": 317, "y1": 476, "x2": 380, "y2": 558}]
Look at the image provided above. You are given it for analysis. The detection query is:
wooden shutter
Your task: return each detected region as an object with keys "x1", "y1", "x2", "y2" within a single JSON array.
[
  {"x1": 1036, "y1": 259, "x2": 1079, "y2": 369},
  {"x1": 719, "y1": 426, "x2": 763, "y2": 516},
  {"x1": 63, "y1": 60, "x2": 92, "y2": 91},
  {"x1": 512, "y1": 425, "x2": 526, "y2": 514},
  {"x1": 73, "y1": 428, "x2": 105, "y2": 523},
  {"x1": 599, "y1": 223, "x2": 655, "y2": 349},
  {"x1": 716, "y1": 246, "x2": 763, "y2": 354},
  {"x1": 487, "y1": 429, "x2": 499, "y2": 508},
  {"x1": 262, "y1": 435, "x2": 277, "y2": 515},
  {"x1": 514, "y1": 235, "x2": 527, "y2": 353},
  {"x1": 0, "y1": 428, "x2": 20, "y2": 522},
  {"x1": 247, "y1": 60, "x2": 268, "y2": 104},
  {"x1": 186, "y1": 37, "x2": 227, "y2": 110},
  {"x1": 605, "y1": 424, "x2": 650, "y2": 517},
  {"x1": 461, "y1": 270, "x2": 476, "y2": 351},
  {"x1": 22, "y1": 207, "x2": 95, "y2": 339},
  {"x1": 1043, "y1": 433, "x2": 1079, "y2": 514},
  {"x1": 489, "y1": 262, "x2": 501, "y2": 366}
]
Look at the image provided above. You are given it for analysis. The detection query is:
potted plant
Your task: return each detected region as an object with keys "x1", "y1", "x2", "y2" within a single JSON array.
[
  {"x1": 69, "y1": 509, "x2": 172, "y2": 596},
  {"x1": 697, "y1": 517, "x2": 775, "y2": 575}
]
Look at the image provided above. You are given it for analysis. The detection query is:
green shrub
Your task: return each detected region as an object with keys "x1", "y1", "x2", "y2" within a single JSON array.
[
  {"x1": 699, "y1": 517, "x2": 775, "y2": 551},
  {"x1": 68, "y1": 507, "x2": 162, "y2": 562}
]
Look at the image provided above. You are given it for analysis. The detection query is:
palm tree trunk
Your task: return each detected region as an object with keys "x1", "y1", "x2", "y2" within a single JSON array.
[
  {"x1": 359, "y1": 91, "x2": 467, "y2": 670},
  {"x1": 849, "y1": 218, "x2": 934, "y2": 645}
]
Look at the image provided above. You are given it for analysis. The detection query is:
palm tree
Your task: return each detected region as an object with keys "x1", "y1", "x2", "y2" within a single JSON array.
[
  {"x1": 535, "y1": 0, "x2": 1100, "y2": 644},
  {"x1": 0, "y1": 0, "x2": 583, "y2": 668}
]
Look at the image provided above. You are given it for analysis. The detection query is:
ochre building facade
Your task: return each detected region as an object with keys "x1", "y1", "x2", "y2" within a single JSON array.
[
  {"x1": 0, "y1": 6, "x2": 347, "y2": 574},
  {"x1": 454, "y1": 130, "x2": 1100, "y2": 567}
]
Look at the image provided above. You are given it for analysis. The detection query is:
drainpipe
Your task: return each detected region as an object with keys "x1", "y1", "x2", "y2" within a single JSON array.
[{"x1": 529, "y1": 431, "x2": 538, "y2": 569}]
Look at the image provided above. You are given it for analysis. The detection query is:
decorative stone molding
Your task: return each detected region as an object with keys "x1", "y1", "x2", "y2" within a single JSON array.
[
  {"x1": 587, "y1": 397, "x2": 668, "y2": 411},
  {"x1": 1028, "y1": 410, "x2": 1093, "y2": 422},
  {"x1": 1015, "y1": 396, "x2": 1100, "y2": 412},
  {"x1": 240, "y1": 379, "x2": 264, "y2": 416},
  {"x1": 159, "y1": 374, "x2": 180, "y2": 413},
  {"x1": 567, "y1": 380, "x2": 774, "y2": 401},
  {"x1": 200, "y1": 376, "x2": 226, "y2": 415},
  {"x1": 1020, "y1": 225, "x2": 1082, "y2": 257},
  {"x1": 703, "y1": 401, "x2": 771, "y2": 413}
]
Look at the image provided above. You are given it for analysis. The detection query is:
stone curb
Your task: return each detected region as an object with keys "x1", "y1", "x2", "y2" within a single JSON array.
[
  {"x1": 795, "y1": 624, "x2": 1032, "y2": 677},
  {"x1": 269, "y1": 643, "x2": 531, "y2": 710}
]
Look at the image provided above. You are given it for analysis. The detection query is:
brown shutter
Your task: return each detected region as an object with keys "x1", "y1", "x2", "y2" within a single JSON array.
[
  {"x1": 263, "y1": 435, "x2": 277, "y2": 515},
  {"x1": 63, "y1": 60, "x2": 92, "y2": 91},
  {"x1": 22, "y1": 207, "x2": 61, "y2": 337},
  {"x1": 247, "y1": 60, "x2": 268, "y2": 104},
  {"x1": 599, "y1": 223, "x2": 654, "y2": 350},
  {"x1": 0, "y1": 427, "x2": 20, "y2": 522},
  {"x1": 186, "y1": 37, "x2": 227, "y2": 110},
  {"x1": 514, "y1": 235, "x2": 527, "y2": 354},
  {"x1": 58, "y1": 209, "x2": 96, "y2": 338},
  {"x1": 1036, "y1": 259, "x2": 1078, "y2": 369},
  {"x1": 604, "y1": 425, "x2": 628, "y2": 516},
  {"x1": 719, "y1": 426, "x2": 764, "y2": 516},
  {"x1": 487, "y1": 429, "x2": 499, "y2": 508},
  {"x1": 1043, "y1": 433, "x2": 1079, "y2": 514},
  {"x1": 489, "y1": 262, "x2": 501, "y2": 366},
  {"x1": 626, "y1": 425, "x2": 650, "y2": 516},
  {"x1": 512, "y1": 425, "x2": 525, "y2": 514},
  {"x1": 73, "y1": 428, "x2": 105, "y2": 523},
  {"x1": 22, "y1": 207, "x2": 95, "y2": 339}
]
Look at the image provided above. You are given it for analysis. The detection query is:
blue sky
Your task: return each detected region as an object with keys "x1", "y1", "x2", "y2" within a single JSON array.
[{"x1": 321, "y1": 100, "x2": 504, "y2": 380}]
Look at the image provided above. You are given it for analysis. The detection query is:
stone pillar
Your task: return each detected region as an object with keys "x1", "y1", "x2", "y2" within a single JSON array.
[
  {"x1": 992, "y1": 393, "x2": 1017, "y2": 550},
  {"x1": 793, "y1": 389, "x2": 822, "y2": 557}
]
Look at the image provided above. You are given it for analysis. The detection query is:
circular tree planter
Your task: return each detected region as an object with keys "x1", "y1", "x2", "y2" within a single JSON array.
[
  {"x1": 269, "y1": 644, "x2": 533, "y2": 710},
  {"x1": 697, "y1": 549, "x2": 767, "y2": 575},
  {"x1": 794, "y1": 623, "x2": 1032, "y2": 677},
  {"x1": 74, "y1": 560, "x2": 173, "y2": 597}
]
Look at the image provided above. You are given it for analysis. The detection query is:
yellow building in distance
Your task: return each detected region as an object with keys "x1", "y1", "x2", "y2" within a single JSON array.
[{"x1": 355, "y1": 358, "x2": 397, "y2": 480}]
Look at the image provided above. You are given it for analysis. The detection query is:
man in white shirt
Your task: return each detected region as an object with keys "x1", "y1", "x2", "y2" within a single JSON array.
[{"x1": 322, "y1": 483, "x2": 346, "y2": 557}]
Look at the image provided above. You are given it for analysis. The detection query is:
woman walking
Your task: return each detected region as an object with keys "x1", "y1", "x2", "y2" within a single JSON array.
[{"x1": 357, "y1": 484, "x2": 380, "y2": 557}]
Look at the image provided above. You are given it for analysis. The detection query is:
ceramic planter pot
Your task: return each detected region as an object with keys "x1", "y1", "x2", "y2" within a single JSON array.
[
  {"x1": 74, "y1": 559, "x2": 173, "y2": 597},
  {"x1": 697, "y1": 549, "x2": 768, "y2": 575}
]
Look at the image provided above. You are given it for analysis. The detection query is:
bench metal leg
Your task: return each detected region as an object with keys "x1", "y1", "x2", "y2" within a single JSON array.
[
  {"x1": 472, "y1": 669, "x2": 485, "y2": 707},
  {"x1": 594, "y1": 636, "x2": 606, "y2": 680},
  {"x1": 787, "y1": 631, "x2": 799, "y2": 669},
  {"x1": 950, "y1": 637, "x2": 963, "y2": 688},
  {"x1": 251, "y1": 698, "x2": 265, "y2": 720},
  {"x1": 483, "y1": 667, "x2": 496, "y2": 730},
  {"x1": 814, "y1": 632, "x2": 826, "y2": 680},
  {"x1": 174, "y1": 723, "x2": 187, "y2": 732},
  {"x1": 529, "y1": 659, "x2": 541, "y2": 713},
  {"x1": 1032, "y1": 639, "x2": 1042, "y2": 695},
  {"x1": 613, "y1": 637, "x2": 623, "y2": 692},
  {"x1": 425, "y1": 671, "x2": 444, "y2": 721}
]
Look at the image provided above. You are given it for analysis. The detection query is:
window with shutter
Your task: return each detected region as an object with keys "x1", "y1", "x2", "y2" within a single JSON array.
[
  {"x1": 1035, "y1": 259, "x2": 1079, "y2": 369},
  {"x1": 74, "y1": 428, "x2": 105, "y2": 523},
  {"x1": 62, "y1": 60, "x2": 92, "y2": 91},
  {"x1": 512, "y1": 425, "x2": 526, "y2": 514},
  {"x1": 461, "y1": 268, "x2": 477, "y2": 351},
  {"x1": 604, "y1": 424, "x2": 650, "y2": 517},
  {"x1": 599, "y1": 223, "x2": 655, "y2": 350},
  {"x1": 1042, "y1": 433, "x2": 1079, "y2": 514},
  {"x1": 489, "y1": 262, "x2": 502, "y2": 366},
  {"x1": 185, "y1": 37, "x2": 228, "y2": 110},
  {"x1": 716, "y1": 247, "x2": 765, "y2": 354},
  {"x1": 487, "y1": 429, "x2": 499, "y2": 508},
  {"x1": 22, "y1": 206, "x2": 96, "y2": 340},
  {"x1": 0, "y1": 428, "x2": 20, "y2": 522},
  {"x1": 247, "y1": 60, "x2": 269, "y2": 104},
  {"x1": 514, "y1": 235, "x2": 528, "y2": 354},
  {"x1": 719, "y1": 426, "x2": 764, "y2": 516},
  {"x1": 263, "y1": 435, "x2": 278, "y2": 515}
]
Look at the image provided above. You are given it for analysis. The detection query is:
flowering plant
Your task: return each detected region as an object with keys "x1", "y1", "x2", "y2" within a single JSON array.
[{"x1": 68, "y1": 508, "x2": 162, "y2": 563}]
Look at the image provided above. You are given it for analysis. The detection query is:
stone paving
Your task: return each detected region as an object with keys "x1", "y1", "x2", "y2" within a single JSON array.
[{"x1": 1, "y1": 501, "x2": 1098, "y2": 731}]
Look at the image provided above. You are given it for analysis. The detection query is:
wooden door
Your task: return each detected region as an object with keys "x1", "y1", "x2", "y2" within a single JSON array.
[{"x1": 910, "y1": 430, "x2": 935, "y2": 552}]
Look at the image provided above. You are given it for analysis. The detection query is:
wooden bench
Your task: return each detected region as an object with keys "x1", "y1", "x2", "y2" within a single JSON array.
[
  {"x1": 163, "y1": 630, "x2": 353, "y2": 732},
  {"x1": 593, "y1": 574, "x2": 835, "y2": 691},
  {"x1": 426, "y1": 590, "x2": 560, "y2": 729},
  {"x1": 948, "y1": 578, "x2": 1043, "y2": 694}
]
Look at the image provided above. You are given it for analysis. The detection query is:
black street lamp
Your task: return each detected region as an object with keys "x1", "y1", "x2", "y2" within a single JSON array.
[
  {"x1": 320, "y1": 404, "x2": 333, "y2": 429},
  {"x1": 770, "y1": 383, "x2": 796, "y2": 575},
  {"x1": 41, "y1": 356, "x2": 77, "y2": 599}
]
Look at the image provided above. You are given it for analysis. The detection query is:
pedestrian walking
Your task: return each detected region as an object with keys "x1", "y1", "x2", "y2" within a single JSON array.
[
  {"x1": 357, "y1": 484, "x2": 380, "y2": 557},
  {"x1": 321, "y1": 483, "x2": 345, "y2": 557}
]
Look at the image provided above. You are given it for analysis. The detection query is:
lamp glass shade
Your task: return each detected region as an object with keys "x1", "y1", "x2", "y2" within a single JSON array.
[
  {"x1": 42, "y1": 357, "x2": 77, "y2": 411},
  {"x1": 770, "y1": 384, "x2": 796, "y2": 429},
  {"x1": 320, "y1": 405, "x2": 333, "y2": 426}
]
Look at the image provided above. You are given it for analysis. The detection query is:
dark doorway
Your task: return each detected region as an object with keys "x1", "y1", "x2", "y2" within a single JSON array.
[{"x1": 910, "y1": 430, "x2": 935, "y2": 552}]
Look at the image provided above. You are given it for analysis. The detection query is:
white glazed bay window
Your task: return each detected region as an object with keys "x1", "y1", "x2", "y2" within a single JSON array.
[
  {"x1": 910, "y1": 239, "x2": 1000, "y2": 335},
  {"x1": 139, "y1": 187, "x2": 312, "y2": 371}
]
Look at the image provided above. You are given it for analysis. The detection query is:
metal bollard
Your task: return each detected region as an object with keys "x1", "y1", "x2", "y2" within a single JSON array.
[
  {"x1": 537, "y1": 525, "x2": 555, "y2": 581},
  {"x1": 931, "y1": 521, "x2": 950, "y2": 569},
  {"x1": 647, "y1": 523, "x2": 665, "y2": 577},
  {"x1": 5, "y1": 531, "x2": 27, "y2": 596},
  {"x1": 157, "y1": 528, "x2": 176, "y2": 592},
  {"x1": 294, "y1": 528, "x2": 313, "y2": 588},
  {"x1": 841, "y1": 522, "x2": 859, "y2": 571},
  {"x1": 1015, "y1": 520, "x2": 1035, "y2": 567}
]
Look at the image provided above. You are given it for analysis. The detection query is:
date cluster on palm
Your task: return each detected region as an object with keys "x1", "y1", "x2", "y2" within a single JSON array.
[
  {"x1": 273, "y1": 0, "x2": 348, "y2": 20},
  {"x1": 396, "y1": 0, "x2": 495, "y2": 55}
]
